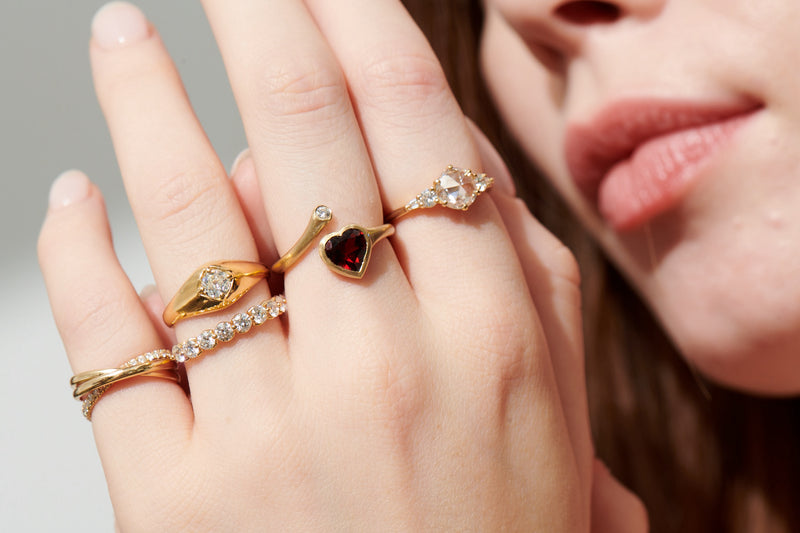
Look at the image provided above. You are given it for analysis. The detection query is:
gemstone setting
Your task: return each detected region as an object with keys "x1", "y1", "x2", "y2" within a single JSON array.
[{"x1": 199, "y1": 266, "x2": 235, "y2": 301}]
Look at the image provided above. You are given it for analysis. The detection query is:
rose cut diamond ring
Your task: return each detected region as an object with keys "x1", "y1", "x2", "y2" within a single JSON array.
[
  {"x1": 163, "y1": 260, "x2": 268, "y2": 326},
  {"x1": 385, "y1": 165, "x2": 494, "y2": 222}
]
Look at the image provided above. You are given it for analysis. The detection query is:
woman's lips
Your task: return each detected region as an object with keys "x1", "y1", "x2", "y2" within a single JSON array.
[{"x1": 565, "y1": 99, "x2": 762, "y2": 230}]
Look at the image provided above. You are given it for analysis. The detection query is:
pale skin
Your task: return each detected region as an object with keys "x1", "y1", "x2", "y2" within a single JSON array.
[
  {"x1": 481, "y1": 0, "x2": 800, "y2": 394},
  {"x1": 39, "y1": 1, "x2": 646, "y2": 532}
]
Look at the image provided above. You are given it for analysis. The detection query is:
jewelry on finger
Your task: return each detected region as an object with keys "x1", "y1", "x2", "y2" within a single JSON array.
[
  {"x1": 163, "y1": 260, "x2": 269, "y2": 326},
  {"x1": 319, "y1": 223, "x2": 394, "y2": 279},
  {"x1": 270, "y1": 205, "x2": 332, "y2": 274},
  {"x1": 72, "y1": 294, "x2": 287, "y2": 420},
  {"x1": 70, "y1": 350, "x2": 176, "y2": 420},
  {"x1": 385, "y1": 165, "x2": 494, "y2": 223},
  {"x1": 170, "y1": 294, "x2": 286, "y2": 363}
]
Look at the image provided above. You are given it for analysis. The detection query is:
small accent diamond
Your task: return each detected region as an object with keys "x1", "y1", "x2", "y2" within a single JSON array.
[
  {"x1": 183, "y1": 339, "x2": 201, "y2": 359},
  {"x1": 172, "y1": 344, "x2": 186, "y2": 363},
  {"x1": 249, "y1": 304, "x2": 268, "y2": 325},
  {"x1": 198, "y1": 330, "x2": 217, "y2": 350},
  {"x1": 215, "y1": 321, "x2": 235, "y2": 342},
  {"x1": 232, "y1": 313, "x2": 252, "y2": 333},
  {"x1": 419, "y1": 188, "x2": 438, "y2": 208},
  {"x1": 200, "y1": 267, "x2": 235, "y2": 301},
  {"x1": 266, "y1": 298, "x2": 282, "y2": 318},
  {"x1": 315, "y1": 205, "x2": 332, "y2": 221}
]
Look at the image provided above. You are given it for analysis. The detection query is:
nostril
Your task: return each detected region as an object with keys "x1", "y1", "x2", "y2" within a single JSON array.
[{"x1": 554, "y1": 1, "x2": 621, "y2": 25}]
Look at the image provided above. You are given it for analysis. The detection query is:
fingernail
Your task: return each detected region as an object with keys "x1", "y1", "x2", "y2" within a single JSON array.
[
  {"x1": 49, "y1": 170, "x2": 91, "y2": 209},
  {"x1": 92, "y1": 2, "x2": 150, "y2": 50},
  {"x1": 139, "y1": 284, "x2": 158, "y2": 300},
  {"x1": 230, "y1": 148, "x2": 251, "y2": 176}
]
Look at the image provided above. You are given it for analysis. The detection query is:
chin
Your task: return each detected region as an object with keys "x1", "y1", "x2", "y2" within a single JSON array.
[{"x1": 652, "y1": 272, "x2": 800, "y2": 396}]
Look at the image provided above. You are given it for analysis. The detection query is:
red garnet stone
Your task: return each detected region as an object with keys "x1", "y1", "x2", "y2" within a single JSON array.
[{"x1": 324, "y1": 228, "x2": 367, "y2": 272}]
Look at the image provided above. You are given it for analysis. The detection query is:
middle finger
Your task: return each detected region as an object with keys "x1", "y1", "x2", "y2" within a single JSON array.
[{"x1": 202, "y1": 0, "x2": 415, "y2": 349}]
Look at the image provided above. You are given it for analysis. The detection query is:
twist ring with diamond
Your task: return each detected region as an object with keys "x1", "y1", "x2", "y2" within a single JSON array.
[
  {"x1": 385, "y1": 166, "x2": 494, "y2": 222},
  {"x1": 162, "y1": 260, "x2": 269, "y2": 326},
  {"x1": 70, "y1": 350, "x2": 177, "y2": 420},
  {"x1": 319, "y1": 223, "x2": 394, "y2": 279},
  {"x1": 271, "y1": 205, "x2": 332, "y2": 274}
]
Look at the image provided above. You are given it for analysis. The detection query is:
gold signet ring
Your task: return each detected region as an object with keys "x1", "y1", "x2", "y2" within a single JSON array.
[{"x1": 162, "y1": 261, "x2": 268, "y2": 326}]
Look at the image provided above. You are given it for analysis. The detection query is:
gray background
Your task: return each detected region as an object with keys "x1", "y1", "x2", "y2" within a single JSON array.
[{"x1": 1, "y1": 2, "x2": 247, "y2": 530}]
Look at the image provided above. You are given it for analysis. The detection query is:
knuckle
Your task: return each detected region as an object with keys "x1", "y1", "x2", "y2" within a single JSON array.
[
  {"x1": 260, "y1": 60, "x2": 348, "y2": 119},
  {"x1": 59, "y1": 284, "x2": 131, "y2": 354},
  {"x1": 549, "y1": 241, "x2": 581, "y2": 289},
  {"x1": 148, "y1": 167, "x2": 222, "y2": 230},
  {"x1": 345, "y1": 349, "x2": 425, "y2": 435},
  {"x1": 357, "y1": 49, "x2": 449, "y2": 110}
]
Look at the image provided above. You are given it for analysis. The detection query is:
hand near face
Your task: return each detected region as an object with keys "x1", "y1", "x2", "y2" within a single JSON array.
[{"x1": 39, "y1": 2, "x2": 644, "y2": 530}]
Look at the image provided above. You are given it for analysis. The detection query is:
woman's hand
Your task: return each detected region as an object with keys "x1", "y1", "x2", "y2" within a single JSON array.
[{"x1": 39, "y1": 1, "x2": 644, "y2": 530}]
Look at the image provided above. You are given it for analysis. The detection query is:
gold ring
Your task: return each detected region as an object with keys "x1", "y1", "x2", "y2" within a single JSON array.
[
  {"x1": 70, "y1": 350, "x2": 177, "y2": 420},
  {"x1": 171, "y1": 294, "x2": 286, "y2": 363},
  {"x1": 271, "y1": 205, "x2": 332, "y2": 274},
  {"x1": 72, "y1": 294, "x2": 287, "y2": 420},
  {"x1": 163, "y1": 261, "x2": 268, "y2": 326},
  {"x1": 319, "y1": 223, "x2": 394, "y2": 279},
  {"x1": 385, "y1": 165, "x2": 494, "y2": 222}
]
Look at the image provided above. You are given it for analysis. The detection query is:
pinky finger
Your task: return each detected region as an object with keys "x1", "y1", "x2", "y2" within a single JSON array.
[{"x1": 38, "y1": 171, "x2": 192, "y2": 484}]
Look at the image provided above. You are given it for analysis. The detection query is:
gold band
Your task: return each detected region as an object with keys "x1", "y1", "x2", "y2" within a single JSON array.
[
  {"x1": 163, "y1": 260, "x2": 268, "y2": 326},
  {"x1": 386, "y1": 165, "x2": 494, "y2": 222},
  {"x1": 319, "y1": 223, "x2": 394, "y2": 279},
  {"x1": 72, "y1": 294, "x2": 288, "y2": 421},
  {"x1": 271, "y1": 205, "x2": 332, "y2": 274},
  {"x1": 70, "y1": 350, "x2": 177, "y2": 420}
]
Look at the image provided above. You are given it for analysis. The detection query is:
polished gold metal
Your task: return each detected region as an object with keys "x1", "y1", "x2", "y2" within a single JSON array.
[
  {"x1": 71, "y1": 358, "x2": 177, "y2": 399},
  {"x1": 163, "y1": 260, "x2": 268, "y2": 326},
  {"x1": 70, "y1": 350, "x2": 178, "y2": 421},
  {"x1": 318, "y1": 223, "x2": 394, "y2": 279},
  {"x1": 271, "y1": 205, "x2": 332, "y2": 274},
  {"x1": 386, "y1": 165, "x2": 494, "y2": 222}
]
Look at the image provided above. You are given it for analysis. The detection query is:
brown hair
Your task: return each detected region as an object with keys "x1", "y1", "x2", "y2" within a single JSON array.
[{"x1": 401, "y1": 1, "x2": 800, "y2": 531}]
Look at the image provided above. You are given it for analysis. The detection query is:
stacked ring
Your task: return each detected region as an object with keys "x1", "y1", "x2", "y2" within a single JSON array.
[
  {"x1": 71, "y1": 350, "x2": 177, "y2": 420},
  {"x1": 71, "y1": 294, "x2": 287, "y2": 420}
]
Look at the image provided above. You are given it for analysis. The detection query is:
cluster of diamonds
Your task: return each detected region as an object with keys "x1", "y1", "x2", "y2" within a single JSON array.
[
  {"x1": 81, "y1": 386, "x2": 109, "y2": 420},
  {"x1": 403, "y1": 166, "x2": 493, "y2": 214},
  {"x1": 199, "y1": 266, "x2": 235, "y2": 301},
  {"x1": 171, "y1": 294, "x2": 287, "y2": 363}
]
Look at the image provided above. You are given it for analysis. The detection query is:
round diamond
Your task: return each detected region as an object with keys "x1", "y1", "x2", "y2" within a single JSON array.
[
  {"x1": 232, "y1": 313, "x2": 252, "y2": 333},
  {"x1": 146, "y1": 352, "x2": 156, "y2": 362},
  {"x1": 315, "y1": 205, "x2": 332, "y2": 221},
  {"x1": 172, "y1": 344, "x2": 186, "y2": 363},
  {"x1": 198, "y1": 330, "x2": 217, "y2": 350},
  {"x1": 200, "y1": 267, "x2": 235, "y2": 300},
  {"x1": 215, "y1": 321, "x2": 235, "y2": 342},
  {"x1": 183, "y1": 339, "x2": 201, "y2": 359},
  {"x1": 249, "y1": 304, "x2": 268, "y2": 325},
  {"x1": 419, "y1": 188, "x2": 438, "y2": 208},
  {"x1": 434, "y1": 166, "x2": 477, "y2": 210},
  {"x1": 266, "y1": 298, "x2": 283, "y2": 318},
  {"x1": 137, "y1": 355, "x2": 147, "y2": 364}
]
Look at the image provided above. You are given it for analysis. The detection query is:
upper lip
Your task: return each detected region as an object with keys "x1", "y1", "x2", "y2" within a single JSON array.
[{"x1": 564, "y1": 98, "x2": 763, "y2": 199}]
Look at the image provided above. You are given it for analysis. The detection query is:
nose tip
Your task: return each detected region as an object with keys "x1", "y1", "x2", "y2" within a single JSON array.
[{"x1": 554, "y1": 1, "x2": 622, "y2": 25}]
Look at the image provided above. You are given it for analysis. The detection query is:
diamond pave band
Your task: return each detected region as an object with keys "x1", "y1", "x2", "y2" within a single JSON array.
[
  {"x1": 72, "y1": 294, "x2": 287, "y2": 420},
  {"x1": 385, "y1": 166, "x2": 494, "y2": 222}
]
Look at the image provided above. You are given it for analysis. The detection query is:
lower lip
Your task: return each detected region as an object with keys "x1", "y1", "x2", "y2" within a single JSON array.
[{"x1": 598, "y1": 113, "x2": 754, "y2": 230}]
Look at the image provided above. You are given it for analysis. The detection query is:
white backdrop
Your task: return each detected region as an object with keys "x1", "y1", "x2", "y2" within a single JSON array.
[{"x1": 1, "y1": 2, "x2": 247, "y2": 530}]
